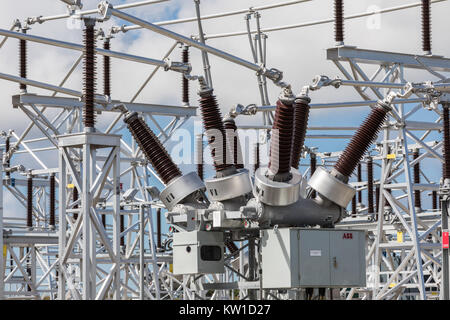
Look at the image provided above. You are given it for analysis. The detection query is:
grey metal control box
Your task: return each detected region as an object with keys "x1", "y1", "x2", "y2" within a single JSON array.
[
  {"x1": 260, "y1": 228, "x2": 366, "y2": 288},
  {"x1": 173, "y1": 231, "x2": 225, "y2": 275}
]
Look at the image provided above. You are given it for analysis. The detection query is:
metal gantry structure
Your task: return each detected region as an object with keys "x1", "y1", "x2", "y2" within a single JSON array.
[{"x1": 0, "y1": 0, "x2": 449, "y2": 300}]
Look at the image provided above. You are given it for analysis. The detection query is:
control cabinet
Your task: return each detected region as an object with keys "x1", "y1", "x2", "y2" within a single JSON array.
[
  {"x1": 260, "y1": 228, "x2": 366, "y2": 288},
  {"x1": 173, "y1": 231, "x2": 225, "y2": 275}
]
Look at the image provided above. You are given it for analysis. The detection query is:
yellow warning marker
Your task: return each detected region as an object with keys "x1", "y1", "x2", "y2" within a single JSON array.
[
  {"x1": 397, "y1": 231, "x2": 403, "y2": 243},
  {"x1": 387, "y1": 154, "x2": 396, "y2": 159},
  {"x1": 169, "y1": 264, "x2": 173, "y2": 273},
  {"x1": 389, "y1": 283, "x2": 396, "y2": 288},
  {"x1": 67, "y1": 184, "x2": 75, "y2": 189}
]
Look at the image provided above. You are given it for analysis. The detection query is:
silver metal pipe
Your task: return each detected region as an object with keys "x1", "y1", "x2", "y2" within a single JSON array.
[
  {"x1": 194, "y1": 0, "x2": 213, "y2": 87},
  {"x1": 35, "y1": 0, "x2": 170, "y2": 23},
  {"x1": 339, "y1": 80, "x2": 406, "y2": 89},
  {"x1": 0, "y1": 72, "x2": 81, "y2": 97},
  {"x1": 106, "y1": 6, "x2": 279, "y2": 80},
  {"x1": 254, "y1": 98, "x2": 426, "y2": 111},
  {"x1": 112, "y1": 0, "x2": 312, "y2": 33},
  {"x1": 0, "y1": 28, "x2": 167, "y2": 67}
]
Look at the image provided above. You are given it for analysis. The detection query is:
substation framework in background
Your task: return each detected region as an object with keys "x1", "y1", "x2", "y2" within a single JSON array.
[{"x1": 0, "y1": 0, "x2": 448, "y2": 300}]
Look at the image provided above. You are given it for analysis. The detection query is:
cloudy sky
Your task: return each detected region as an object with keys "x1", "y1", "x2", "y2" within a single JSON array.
[{"x1": 1, "y1": 0, "x2": 449, "y2": 217}]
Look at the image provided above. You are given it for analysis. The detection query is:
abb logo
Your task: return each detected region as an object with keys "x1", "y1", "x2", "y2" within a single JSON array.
[{"x1": 343, "y1": 233, "x2": 353, "y2": 239}]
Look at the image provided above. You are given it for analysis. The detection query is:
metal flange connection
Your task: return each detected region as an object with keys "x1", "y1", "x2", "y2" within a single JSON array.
[
  {"x1": 308, "y1": 166, "x2": 356, "y2": 208},
  {"x1": 205, "y1": 169, "x2": 252, "y2": 201},
  {"x1": 254, "y1": 167, "x2": 304, "y2": 206},
  {"x1": 160, "y1": 172, "x2": 206, "y2": 211}
]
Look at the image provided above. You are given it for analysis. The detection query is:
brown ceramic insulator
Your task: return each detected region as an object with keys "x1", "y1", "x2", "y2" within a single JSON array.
[
  {"x1": 413, "y1": 150, "x2": 422, "y2": 209},
  {"x1": 157, "y1": 208, "x2": 162, "y2": 249},
  {"x1": 124, "y1": 112, "x2": 182, "y2": 185},
  {"x1": 334, "y1": 105, "x2": 388, "y2": 178},
  {"x1": 442, "y1": 105, "x2": 450, "y2": 179},
  {"x1": 310, "y1": 153, "x2": 317, "y2": 198},
  {"x1": 120, "y1": 213, "x2": 125, "y2": 247},
  {"x1": 73, "y1": 187, "x2": 79, "y2": 220},
  {"x1": 19, "y1": 33, "x2": 27, "y2": 90},
  {"x1": 49, "y1": 174, "x2": 55, "y2": 227},
  {"x1": 291, "y1": 96, "x2": 311, "y2": 169},
  {"x1": 5, "y1": 137, "x2": 10, "y2": 178},
  {"x1": 357, "y1": 163, "x2": 362, "y2": 203},
  {"x1": 254, "y1": 142, "x2": 260, "y2": 175},
  {"x1": 27, "y1": 176, "x2": 33, "y2": 228},
  {"x1": 351, "y1": 195, "x2": 357, "y2": 218},
  {"x1": 334, "y1": 0, "x2": 344, "y2": 43},
  {"x1": 432, "y1": 190, "x2": 437, "y2": 210},
  {"x1": 198, "y1": 91, "x2": 233, "y2": 172},
  {"x1": 224, "y1": 118, "x2": 243, "y2": 169},
  {"x1": 367, "y1": 158, "x2": 374, "y2": 215},
  {"x1": 196, "y1": 134, "x2": 204, "y2": 181},
  {"x1": 225, "y1": 239, "x2": 239, "y2": 257},
  {"x1": 83, "y1": 24, "x2": 96, "y2": 128},
  {"x1": 102, "y1": 214, "x2": 106, "y2": 228},
  {"x1": 103, "y1": 39, "x2": 111, "y2": 97},
  {"x1": 421, "y1": 0, "x2": 431, "y2": 53},
  {"x1": 268, "y1": 100, "x2": 294, "y2": 179},
  {"x1": 182, "y1": 46, "x2": 189, "y2": 105}
]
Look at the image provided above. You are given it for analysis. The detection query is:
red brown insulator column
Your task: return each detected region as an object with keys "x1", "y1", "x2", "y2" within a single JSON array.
[
  {"x1": 73, "y1": 187, "x2": 79, "y2": 221},
  {"x1": 182, "y1": 46, "x2": 189, "y2": 105},
  {"x1": 225, "y1": 238, "x2": 239, "y2": 258},
  {"x1": 103, "y1": 38, "x2": 111, "y2": 97},
  {"x1": 291, "y1": 95, "x2": 311, "y2": 170},
  {"x1": 124, "y1": 112, "x2": 182, "y2": 185},
  {"x1": 367, "y1": 158, "x2": 375, "y2": 219},
  {"x1": 49, "y1": 174, "x2": 55, "y2": 228},
  {"x1": 157, "y1": 208, "x2": 162, "y2": 250},
  {"x1": 253, "y1": 142, "x2": 260, "y2": 175},
  {"x1": 357, "y1": 163, "x2": 362, "y2": 204},
  {"x1": 83, "y1": 19, "x2": 96, "y2": 130},
  {"x1": 334, "y1": 101, "x2": 390, "y2": 181},
  {"x1": 198, "y1": 86, "x2": 234, "y2": 175},
  {"x1": 334, "y1": 0, "x2": 344, "y2": 45},
  {"x1": 432, "y1": 190, "x2": 438, "y2": 210},
  {"x1": 268, "y1": 99, "x2": 295, "y2": 182},
  {"x1": 196, "y1": 133, "x2": 204, "y2": 181},
  {"x1": 19, "y1": 29, "x2": 27, "y2": 92},
  {"x1": 224, "y1": 116, "x2": 244, "y2": 169},
  {"x1": 310, "y1": 152, "x2": 317, "y2": 198},
  {"x1": 120, "y1": 212, "x2": 125, "y2": 247},
  {"x1": 27, "y1": 174, "x2": 33, "y2": 229},
  {"x1": 5, "y1": 136, "x2": 10, "y2": 178},
  {"x1": 351, "y1": 195, "x2": 357, "y2": 218},
  {"x1": 421, "y1": 0, "x2": 432, "y2": 55},
  {"x1": 413, "y1": 149, "x2": 422, "y2": 211}
]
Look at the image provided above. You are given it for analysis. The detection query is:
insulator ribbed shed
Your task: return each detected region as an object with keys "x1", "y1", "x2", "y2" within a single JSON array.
[
  {"x1": 124, "y1": 112, "x2": 182, "y2": 185},
  {"x1": 334, "y1": 0, "x2": 344, "y2": 44},
  {"x1": 268, "y1": 99, "x2": 295, "y2": 181},
  {"x1": 83, "y1": 21, "x2": 96, "y2": 129},
  {"x1": 334, "y1": 102, "x2": 390, "y2": 179},
  {"x1": 198, "y1": 88, "x2": 234, "y2": 173},
  {"x1": 421, "y1": 0, "x2": 432, "y2": 54},
  {"x1": 291, "y1": 96, "x2": 311, "y2": 170}
]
